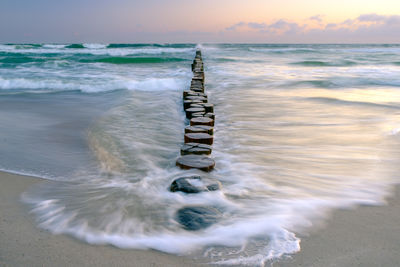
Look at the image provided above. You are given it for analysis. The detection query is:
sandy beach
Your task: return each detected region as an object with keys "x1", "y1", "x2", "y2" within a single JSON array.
[
  {"x1": 0, "y1": 171, "x2": 203, "y2": 267},
  {"x1": 1, "y1": 170, "x2": 400, "y2": 267},
  {"x1": 278, "y1": 187, "x2": 400, "y2": 267}
]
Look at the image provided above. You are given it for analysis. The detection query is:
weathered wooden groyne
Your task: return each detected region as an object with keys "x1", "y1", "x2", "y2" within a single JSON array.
[
  {"x1": 169, "y1": 49, "x2": 222, "y2": 231},
  {"x1": 176, "y1": 49, "x2": 216, "y2": 172}
]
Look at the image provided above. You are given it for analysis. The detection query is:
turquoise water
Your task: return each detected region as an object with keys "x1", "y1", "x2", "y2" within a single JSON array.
[{"x1": 1, "y1": 43, "x2": 400, "y2": 266}]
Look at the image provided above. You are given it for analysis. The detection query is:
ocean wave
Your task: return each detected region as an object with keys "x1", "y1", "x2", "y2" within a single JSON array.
[
  {"x1": 291, "y1": 60, "x2": 357, "y2": 67},
  {"x1": 248, "y1": 47, "x2": 318, "y2": 54},
  {"x1": 107, "y1": 44, "x2": 154, "y2": 48},
  {"x1": 0, "y1": 76, "x2": 186, "y2": 93},
  {"x1": 107, "y1": 43, "x2": 193, "y2": 48},
  {"x1": 0, "y1": 44, "x2": 195, "y2": 57},
  {"x1": 305, "y1": 96, "x2": 400, "y2": 109},
  {"x1": 83, "y1": 43, "x2": 108, "y2": 49},
  {"x1": 0, "y1": 55, "x2": 46, "y2": 64},
  {"x1": 42, "y1": 44, "x2": 66, "y2": 49},
  {"x1": 1, "y1": 44, "x2": 43, "y2": 49},
  {"x1": 65, "y1": 44, "x2": 85, "y2": 49},
  {"x1": 284, "y1": 76, "x2": 400, "y2": 89},
  {"x1": 81, "y1": 56, "x2": 188, "y2": 64}
]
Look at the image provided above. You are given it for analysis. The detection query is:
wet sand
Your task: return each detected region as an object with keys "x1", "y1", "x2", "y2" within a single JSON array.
[
  {"x1": 0, "y1": 171, "x2": 202, "y2": 267},
  {"x1": 279, "y1": 185, "x2": 400, "y2": 267},
  {"x1": 1, "y1": 170, "x2": 400, "y2": 267}
]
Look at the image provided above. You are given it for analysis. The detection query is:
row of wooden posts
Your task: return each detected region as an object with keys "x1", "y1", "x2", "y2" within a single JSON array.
[
  {"x1": 176, "y1": 49, "x2": 216, "y2": 172},
  {"x1": 170, "y1": 50, "x2": 222, "y2": 231}
]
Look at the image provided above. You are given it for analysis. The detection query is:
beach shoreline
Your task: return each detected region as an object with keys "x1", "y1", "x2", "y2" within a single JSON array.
[
  {"x1": 1, "y1": 169, "x2": 400, "y2": 266},
  {"x1": 0, "y1": 171, "x2": 203, "y2": 267},
  {"x1": 277, "y1": 184, "x2": 400, "y2": 267}
]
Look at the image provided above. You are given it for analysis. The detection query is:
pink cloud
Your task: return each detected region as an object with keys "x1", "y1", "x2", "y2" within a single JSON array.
[{"x1": 223, "y1": 14, "x2": 400, "y2": 43}]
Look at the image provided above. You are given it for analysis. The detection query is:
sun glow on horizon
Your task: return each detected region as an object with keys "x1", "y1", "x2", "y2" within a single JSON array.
[{"x1": 1, "y1": 0, "x2": 400, "y2": 42}]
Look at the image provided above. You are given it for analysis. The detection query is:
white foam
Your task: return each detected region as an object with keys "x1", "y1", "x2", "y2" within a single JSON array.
[
  {"x1": 83, "y1": 43, "x2": 108, "y2": 49},
  {"x1": 42, "y1": 44, "x2": 67, "y2": 49},
  {"x1": 0, "y1": 76, "x2": 186, "y2": 93},
  {"x1": 389, "y1": 128, "x2": 400, "y2": 136},
  {"x1": 0, "y1": 45, "x2": 194, "y2": 57}
]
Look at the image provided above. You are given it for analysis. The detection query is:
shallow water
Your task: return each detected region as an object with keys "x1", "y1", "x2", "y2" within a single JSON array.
[{"x1": 1, "y1": 43, "x2": 400, "y2": 266}]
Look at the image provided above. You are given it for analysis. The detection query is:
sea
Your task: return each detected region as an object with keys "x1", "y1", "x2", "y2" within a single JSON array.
[{"x1": 1, "y1": 43, "x2": 400, "y2": 266}]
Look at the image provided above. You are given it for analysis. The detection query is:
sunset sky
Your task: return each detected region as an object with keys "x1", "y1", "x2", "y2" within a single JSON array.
[{"x1": 1, "y1": 0, "x2": 400, "y2": 43}]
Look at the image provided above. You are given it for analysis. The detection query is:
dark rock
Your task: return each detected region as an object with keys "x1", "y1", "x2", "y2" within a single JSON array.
[
  {"x1": 185, "y1": 133, "x2": 213, "y2": 145},
  {"x1": 176, "y1": 155, "x2": 215, "y2": 172},
  {"x1": 185, "y1": 125, "x2": 213, "y2": 135},
  {"x1": 181, "y1": 142, "x2": 212, "y2": 155},
  {"x1": 206, "y1": 183, "x2": 221, "y2": 191},
  {"x1": 190, "y1": 117, "x2": 214, "y2": 127},
  {"x1": 170, "y1": 176, "x2": 202, "y2": 193},
  {"x1": 175, "y1": 206, "x2": 220, "y2": 231},
  {"x1": 169, "y1": 176, "x2": 221, "y2": 193}
]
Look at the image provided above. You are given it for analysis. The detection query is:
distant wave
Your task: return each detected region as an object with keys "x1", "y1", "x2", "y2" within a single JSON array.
[
  {"x1": 214, "y1": 57, "x2": 238, "y2": 62},
  {"x1": 0, "y1": 55, "x2": 45, "y2": 64},
  {"x1": 291, "y1": 60, "x2": 357, "y2": 67},
  {"x1": 0, "y1": 77, "x2": 186, "y2": 93},
  {"x1": 107, "y1": 43, "x2": 194, "y2": 48},
  {"x1": 65, "y1": 44, "x2": 85, "y2": 49},
  {"x1": 4, "y1": 44, "x2": 43, "y2": 49},
  {"x1": 306, "y1": 96, "x2": 400, "y2": 109},
  {"x1": 81, "y1": 56, "x2": 188, "y2": 64},
  {"x1": 248, "y1": 47, "x2": 318, "y2": 54},
  {"x1": 0, "y1": 45, "x2": 194, "y2": 57},
  {"x1": 107, "y1": 44, "x2": 154, "y2": 48},
  {"x1": 83, "y1": 43, "x2": 108, "y2": 49},
  {"x1": 286, "y1": 80, "x2": 338, "y2": 88},
  {"x1": 285, "y1": 77, "x2": 400, "y2": 89}
]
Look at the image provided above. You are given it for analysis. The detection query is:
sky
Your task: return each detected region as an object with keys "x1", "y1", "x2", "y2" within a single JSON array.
[{"x1": 1, "y1": 0, "x2": 400, "y2": 43}]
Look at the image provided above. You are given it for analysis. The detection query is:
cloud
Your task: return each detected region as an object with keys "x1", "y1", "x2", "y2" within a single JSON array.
[
  {"x1": 225, "y1": 22, "x2": 246, "y2": 31},
  {"x1": 248, "y1": 22, "x2": 266, "y2": 29},
  {"x1": 341, "y1": 19, "x2": 355, "y2": 26},
  {"x1": 223, "y1": 13, "x2": 400, "y2": 43},
  {"x1": 325, "y1": 23, "x2": 337, "y2": 29},
  {"x1": 309, "y1": 15, "x2": 323, "y2": 23},
  {"x1": 357, "y1": 13, "x2": 386, "y2": 22},
  {"x1": 225, "y1": 19, "x2": 306, "y2": 35}
]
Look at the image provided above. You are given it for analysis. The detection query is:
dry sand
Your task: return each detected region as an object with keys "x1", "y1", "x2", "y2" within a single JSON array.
[{"x1": 1, "y1": 170, "x2": 400, "y2": 267}]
